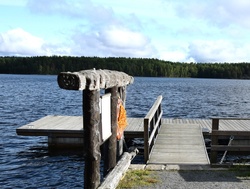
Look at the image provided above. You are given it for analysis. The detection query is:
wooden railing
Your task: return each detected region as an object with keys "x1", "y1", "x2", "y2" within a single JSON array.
[
  {"x1": 144, "y1": 95, "x2": 163, "y2": 163},
  {"x1": 210, "y1": 117, "x2": 250, "y2": 165}
]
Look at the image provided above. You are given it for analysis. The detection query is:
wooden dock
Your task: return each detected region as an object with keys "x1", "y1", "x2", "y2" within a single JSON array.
[
  {"x1": 17, "y1": 116, "x2": 250, "y2": 138},
  {"x1": 148, "y1": 123, "x2": 210, "y2": 165},
  {"x1": 16, "y1": 115, "x2": 144, "y2": 138},
  {"x1": 16, "y1": 115, "x2": 250, "y2": 165}
]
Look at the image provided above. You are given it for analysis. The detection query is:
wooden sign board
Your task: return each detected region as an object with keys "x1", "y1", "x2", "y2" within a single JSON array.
[{"x1": 100, "y1": 93, "x2": 112, "y2": 142}]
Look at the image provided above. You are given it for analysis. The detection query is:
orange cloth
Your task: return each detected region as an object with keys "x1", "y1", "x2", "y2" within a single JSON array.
[{"x1": 117, "y1": 104, "x2": 128, "y2": 140}]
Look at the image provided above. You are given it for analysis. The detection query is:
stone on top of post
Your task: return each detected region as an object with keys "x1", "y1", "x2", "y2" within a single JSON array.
[{"x1": 57, "y1": 69, "x2": 134, "y2": 91}]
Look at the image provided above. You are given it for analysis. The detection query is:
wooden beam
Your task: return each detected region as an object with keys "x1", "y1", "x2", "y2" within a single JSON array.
[
  {"x1": 144, "y1": 96, "x2": 163, "y2": 121},
  {"x1": 211, "y1": 145, "x2": 250, "y2": 151},
  {"x1": 98, "y1": 149, "x2": 138, "y2": 189},
  {"x1": 212, "y1": 130, "x2": 250, "y2": 136},
  {"x1": 57, "y1": 69, "x2": 134, "y2": 91},
  {"x1": 83, "y1": 90, "x2": 101, "y2": 189},
  {"x1": 210, "y1": 117, "x2": 250, "y2": 120}
]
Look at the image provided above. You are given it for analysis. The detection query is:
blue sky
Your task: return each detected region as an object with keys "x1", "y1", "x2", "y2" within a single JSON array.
[{"x1": 1, "y1": 0, "x2": 250, "y2": 63}]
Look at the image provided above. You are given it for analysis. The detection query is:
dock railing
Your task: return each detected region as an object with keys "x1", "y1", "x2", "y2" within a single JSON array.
[
  {"x1": 210, "y1": 117, "x2": 250, "y2": 166},
  {"x1": 144, "y1": 95, "x2": 163, "y2": 163}
]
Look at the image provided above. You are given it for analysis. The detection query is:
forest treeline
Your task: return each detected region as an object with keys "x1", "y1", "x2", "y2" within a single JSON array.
[{"x1": 0, "y1": 56, "x2": 250, "y2": 79}]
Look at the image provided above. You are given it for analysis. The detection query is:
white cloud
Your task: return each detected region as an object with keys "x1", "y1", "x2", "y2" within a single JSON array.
[
  {"x1": 160, "y1": 51, "x2": 194, "y2": 63},
  {"x1": 71, "y1": 25, "x2": 157, "y2": 58},
  {"x1": 188, "y1": 40, "x2": 250, "y2": 63},
  {"x1": 0, "y1": 28, "x2": 44, "y2": 56},
  {"x1": 99, "y1": 26, "x2": 148, "y2": 49},
  {"x1": 0, "y1": 28, "x2": 71, "y2": 56}
]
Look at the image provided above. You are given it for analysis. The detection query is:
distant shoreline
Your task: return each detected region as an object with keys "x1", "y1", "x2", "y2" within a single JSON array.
[{"x1": 0, "y1": 56, "x2": 250, "y2": 79}]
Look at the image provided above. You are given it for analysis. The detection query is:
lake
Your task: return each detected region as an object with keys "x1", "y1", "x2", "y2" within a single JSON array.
[{"x1": 1, "y1": 74, "x2": 250, "y2": 188}]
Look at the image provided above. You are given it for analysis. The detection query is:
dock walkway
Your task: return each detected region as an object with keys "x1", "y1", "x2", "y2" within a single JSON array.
[{"x1": 148, "y1": 123, "x2": 210, "y2": 165}]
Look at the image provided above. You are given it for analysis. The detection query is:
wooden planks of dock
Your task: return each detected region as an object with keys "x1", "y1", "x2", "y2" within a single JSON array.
[
  {"x1": 148, "y1": 123, "x2": 210, "y2": 165},
  {"x1": 16, "y1": 115, "x2": 144, "y2": 138},
  {"x1": 16, "y1": 116, "x2": 250, "y2": 138},
  {"x1": 16, "y1": 115, "x2": 84, "y2": 137}
]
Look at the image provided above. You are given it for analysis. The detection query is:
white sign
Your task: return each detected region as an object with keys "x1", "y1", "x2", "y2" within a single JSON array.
[{"x1": 100, "y1": 93, "x2": 112, "y2": 142}]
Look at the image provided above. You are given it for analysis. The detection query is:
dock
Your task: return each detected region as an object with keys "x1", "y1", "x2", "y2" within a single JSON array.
[
  {"x1": 15, "y1": 116, "x2": 219, "y2": 139},
  {"x1": 16, "y1": 115, "x2": 144, "y2": 138},
  {"x1": 148, "y1": 123, "x2": 210, "y2": 165},
  {"x1": 16, "y1": 115, "x2": 250, "y2": 164}
]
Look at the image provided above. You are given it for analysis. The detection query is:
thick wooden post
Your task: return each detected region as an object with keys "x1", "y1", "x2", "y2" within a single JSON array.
[
  {"x1": 104, "y1": 86, "x2": 118, "y2": 173},
  {"x1": 210, "y1": 118, "x2": 219, "y2": 164},
  {"x1": 83, "y1": 90, "x2": 101, "y2": 189}
]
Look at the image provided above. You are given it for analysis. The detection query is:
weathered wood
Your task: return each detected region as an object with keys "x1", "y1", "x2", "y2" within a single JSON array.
[
  {"x1": 98, "y1": 149, "x2": 138, "y2": 189},
  {"x1": 83, "y1": 90, "x2": 101, "y2": 189},
  {"x1": 103, "y1": 87, "x2": 118, "y2": 176},
  {"x1": 57, "y1": 69, "x2": 134, "y2": 91}
]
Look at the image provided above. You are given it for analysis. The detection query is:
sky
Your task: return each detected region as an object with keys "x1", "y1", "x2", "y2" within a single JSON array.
[{"x1": 1, "y1": 0, "x2": 250, "y2": 63}]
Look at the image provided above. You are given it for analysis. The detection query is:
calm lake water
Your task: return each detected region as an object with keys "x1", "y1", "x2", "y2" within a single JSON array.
[{"x1": 1, "y1": 74, "x2": 250, "y2": 188}]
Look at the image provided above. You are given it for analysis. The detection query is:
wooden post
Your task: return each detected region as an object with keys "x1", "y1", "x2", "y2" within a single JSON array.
[
  {"x1": 103, "y1": 86, "x2": 118, "y2": 174},
  {"x1": 211, "y1": 118, "x2": 219, "y2": 164},
  {"x1": 83, "y1": 90, "x2": 101, "y2": 189},
  {"x1": 144, "y1": 118, "x2": 149, "y2": 163}
]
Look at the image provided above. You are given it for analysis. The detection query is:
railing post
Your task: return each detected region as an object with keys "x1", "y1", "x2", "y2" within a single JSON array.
[
  {"x1": 144, "y1": 118, "x2": 149, "y2": 163},
  {"x1": 143, "y1": 95, "x2": 163, "y2": 164},
  {"x1": 210, "y1": 118, "x2": 219, "y2": 165}
]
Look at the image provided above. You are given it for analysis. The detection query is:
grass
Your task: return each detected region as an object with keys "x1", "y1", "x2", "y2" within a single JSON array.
[
  {"x1": 116, "y1": 170, "x2": 159, "y2": 188},
  {"x1": 229, "y1": 165, "x2": 250, "y2": 178}
]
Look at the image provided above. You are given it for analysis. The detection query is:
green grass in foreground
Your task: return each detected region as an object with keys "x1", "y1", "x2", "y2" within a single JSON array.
[
  {"x1": 229, "y1": 165, "x2": 250, "y2": 177},
  {"x1": 117, "y1": 170, "x2": 159, "y2": 188}
]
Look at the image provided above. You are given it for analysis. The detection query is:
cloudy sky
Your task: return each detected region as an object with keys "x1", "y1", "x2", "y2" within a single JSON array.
[{"x1": 1, "y1": 0, "x2": 250, "y2": 63}]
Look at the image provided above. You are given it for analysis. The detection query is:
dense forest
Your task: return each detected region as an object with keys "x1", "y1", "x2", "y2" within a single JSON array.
[{"x1": 0, "y1": 56, "x2": 250, "y2": 79}]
